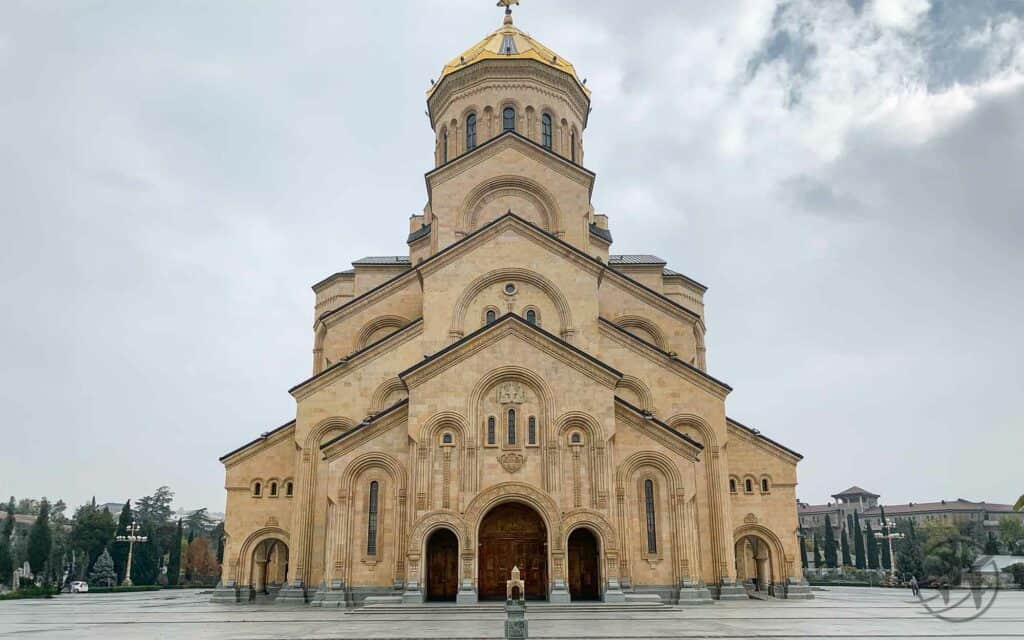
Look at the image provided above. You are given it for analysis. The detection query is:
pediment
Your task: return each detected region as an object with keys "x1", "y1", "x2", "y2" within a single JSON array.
[{"x1": 400, "y1": 313, "x2": 621, "y2": 390}]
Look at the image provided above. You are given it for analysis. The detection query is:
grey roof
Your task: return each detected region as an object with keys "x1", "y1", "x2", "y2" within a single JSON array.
[
  {"x1": 407, "y1": 224, "x2": 432, "y2": 244},
  {"x1": 589, "y1": 223, "x2": 613, "y2": 243},
  {"x1": 865, "y1": 499, "x2": 1019, "y2": 515},
  {"x1": 832, "y1": 485, "x2": 880, "y2": 498},
  {"x1": 663, "y1": 267, "x2": 682, "y2": 276},
  {"x1": 972, "y1": 555, "x2": 1024, "y2": 573},
  {"x1": 609, "y1": 254, "x2": 666, "y2": 265},
  {"x1": 352, "y1": 256, "x2": 411, "y2": 266}
]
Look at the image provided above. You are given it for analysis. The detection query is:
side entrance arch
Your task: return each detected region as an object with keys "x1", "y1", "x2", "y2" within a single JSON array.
[
  {"x1": 567, "y1": 527, "x2": 600, "y2": 600},
  {"x1": 478, "y1": 502, "x2": 548, "y2": 600},
  {"x1": 425, "y1": 528, "x2": 459, "y2": 601}
]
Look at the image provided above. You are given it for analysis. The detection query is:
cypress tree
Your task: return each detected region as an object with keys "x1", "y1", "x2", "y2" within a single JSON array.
[
  {"x1": 167, "y1": 520, "x2": 183, "y2": 586},
  {"x1": 823, "y1": 515, "x2": 838, "y2": 568},
  {"x1": 841, "y1": 528, "x2": 852, "y2": 566},
  {"x1": 27, "y1": 499, "x2": 52, "y2": 577},
  {"x1": 865, "y1": 521, "x2": 879, "y2": 569},
  {"x1": 799, "y1": 526, "x2": 809, "y2": 569},
  {"x1": 853, "y1": 511, "x2": 866, "y2": 569},
  {"x1": 111, "y1": 501, "x2": 132, "y2": 584},
  {"x1": 984, "y1": 532, "x2": 1000, "y2": 555},
  {"x1": 880, "y1": 506, "x2": 892, "y2": 570},
  {"x1": 813, "y1": 535, "x2": 823, "y2": 568}
]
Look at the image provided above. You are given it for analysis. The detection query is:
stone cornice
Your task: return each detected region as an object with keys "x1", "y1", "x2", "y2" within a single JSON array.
[
  {"x1": 425, "y1": 131, "x2": 595, "y2": 202},
  {"x1": 321, "y1": 400, "x2": 409, "y2": 461},
  {"x1": 726, "y1": 418, "x2": 803, "y2": 464},
  {"x1": 290, "y1": 319, "x2": 424, "y2": 401},
  {"x1": 427, "y1": 59, "x2": 590, "y2": 127},
  {"x1": 220, "y1": 420, "x2": 296, "y2": 467},
  {"x1": 614, "y1": 399, "x2": 702, "y2": 462},
  {"x1": 598, "y1": 318, "x2": 731, "y2": 400},
  {"x1": 400, "y1": 313, "x2": 621, "y2": 390}
]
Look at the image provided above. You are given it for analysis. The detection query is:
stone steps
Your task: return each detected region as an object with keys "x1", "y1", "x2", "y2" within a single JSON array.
[{"x1": 348, "y1": 601, "x2": 670, "y2": 615}]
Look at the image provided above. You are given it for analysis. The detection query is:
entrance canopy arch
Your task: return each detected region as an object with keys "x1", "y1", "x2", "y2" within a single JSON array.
[{"x1": 733, "y1": 523, "x2": 787, "y2": 593}]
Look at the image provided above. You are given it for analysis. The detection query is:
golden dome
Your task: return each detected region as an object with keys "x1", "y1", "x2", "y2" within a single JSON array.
[{"x1": 429, "y1": 11, "x2": 589, "y2": 97}]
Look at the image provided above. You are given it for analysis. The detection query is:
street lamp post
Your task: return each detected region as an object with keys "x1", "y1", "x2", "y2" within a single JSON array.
[
  {"x1": 874, "y1": 518, "x2": 905, "y2": 580},
  {"x1": 115, "y1": 521, "x2": 149, "y2": 586}
]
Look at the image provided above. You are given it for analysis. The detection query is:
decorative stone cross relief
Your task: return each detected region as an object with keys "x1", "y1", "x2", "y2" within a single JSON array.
[{"x1": 497, "y1": 381, "x2": 525, "y2": 404}]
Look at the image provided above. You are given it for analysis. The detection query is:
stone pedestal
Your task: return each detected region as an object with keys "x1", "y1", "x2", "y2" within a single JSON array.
[
  {"x1": 602, "y1": 577, "x2": 626, "y2": 603},
  {"x1": 784, "y1": 578, "x2": 815, "y2": 600},
  {"x1": 401, "y1": 579, "x2": 425, "y2": 604},
  {"x1": 677, "y1": 579, "x2": 714, "y2": 605},
  {"x1": 716, "y1": 578, "x2": 748, "y2": 601},
  {"x1": 548, "y1": 579, "x2": 571, "y2": 604},
  {"x1": 312, "y1": 580, "x2": 350, "y2": 608},
  {"x1": 210, "y1": 580, "x2": 239, "y2": 603},
  {"x1": 505, "y1": 600, "x2": 528, "y2": 639},
  {"x1": 456, "y1": 579, "x2": 478, "y2": 604},
  {"x1": 274, "y1": 580, "x2": 308, "y2": 605}
]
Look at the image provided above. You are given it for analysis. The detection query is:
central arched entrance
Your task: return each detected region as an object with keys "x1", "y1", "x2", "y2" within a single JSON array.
[
  {"x1": 249, "y1": 538, "x2": 288, "y2": 599},
  {"x1": 425, "y1": 528, "x2": 459, "y2": 601},
  {"x1": 567, "y1": 528, "x2": 600, "y2": 600},
  {"x1": 735, "y1": 535, "x2": 774, "y2": 594},
  {"x1": 478, "y1": 502, "x2": 548, "y2": 600}
]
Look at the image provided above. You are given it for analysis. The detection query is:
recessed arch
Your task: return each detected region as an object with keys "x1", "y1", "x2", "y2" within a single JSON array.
[
  {"x1": 451, "y1": 267, "x2": 573, "y2": 339},
  {"x1": 355, "y1": 315, "x2": 410, "y2": 350},
  {"x1": 613, "y1": 315, "x2": 668, "y2": 350},
  {"x1": 235, "y1": 526, "x2": 290, "y2": 587},
  {"x1": 733, "y1": 523, "x2": 788, "y2": 588},
  {"x1": 615, "y1": 375, "x2": 654, "y2": 412},
  {"x1": 370, "y1": 377, "x2": 409, "y2": 412},
  {"x1": 458, "y1": 175, "x2": 563, "y2": 235}
]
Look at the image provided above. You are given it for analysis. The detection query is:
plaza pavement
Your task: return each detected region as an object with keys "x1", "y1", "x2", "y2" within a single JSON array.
[{"x1": 1, "y1": 586, "x2": 1022, "y2": 639}]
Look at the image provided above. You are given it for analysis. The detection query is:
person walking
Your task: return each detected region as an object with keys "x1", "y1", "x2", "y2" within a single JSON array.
[{"x1": 910, "y1": 576, "x2": 919, "y2": 597}]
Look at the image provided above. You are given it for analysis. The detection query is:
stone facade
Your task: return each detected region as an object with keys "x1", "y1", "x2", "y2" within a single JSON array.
[{"x1": 216, "y1": 8, "x2": 810, "y2": 606}]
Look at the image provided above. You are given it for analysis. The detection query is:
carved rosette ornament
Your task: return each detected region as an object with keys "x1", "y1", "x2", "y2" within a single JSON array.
[{"x1": 498, "y1": 452, "x2": 526, "y2": 473}]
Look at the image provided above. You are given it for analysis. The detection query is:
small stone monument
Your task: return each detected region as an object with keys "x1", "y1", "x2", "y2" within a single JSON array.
[{"x1": 504, "y1": 565, "x2": 528, "y2": 640}]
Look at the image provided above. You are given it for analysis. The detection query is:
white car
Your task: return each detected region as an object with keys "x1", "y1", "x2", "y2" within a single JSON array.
[{"x1": 70, "y1": 581, "x2": 89, "y2": 593}]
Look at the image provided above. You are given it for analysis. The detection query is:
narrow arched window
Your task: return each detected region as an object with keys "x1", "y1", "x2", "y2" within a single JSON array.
[
  {"x1": 745, "y1": 478, "x2": 753, "y2": 493},
  {"x1": 269, "y1": 482, "x2": 278, "y2": 497},
  {"x1": 486, "y1": 309, "x2": 497, "y2": 324},
  {"x1": 541, "y1": 113, "x2": 552, "y2": 149},
  {"x1": 761, "y1": 478, "x2": 769, "y2": 493},
  {"x1": 644, "y1": 479, "x2": 657, "y2": 554},
  {"x1": 570, "y1": 130, "x2": 577, "y2": 163},
  {"x1": 503, "y1": 107, "x2": 516, "y2": 132},
  {"x1": 367, "y1": 481, "x2": 380, "y2": 555},
  {"x1": 466, "y1": 113, "x2": 477, "y2": 150},
  {"x1": 442, "y1": 130, "x2": 448, "y2": 164},
  {"x1": 285, "y1": 482, "x2": 294, "y2": 497},
  {"x1": 528, "y1": 416, "x2": 537, "y2": 445},
  {"x1": 253, "y1": 482, "x2": 262, "y2": 497},
  {"x1": 487, "y1": 416, "x2": 496, "y2": 445},
  {"x1": 525, "y1": 309, "x2": 537, "y2": 325},
  {"x1": 442, "y1": 432, "x2": 453, "y2": 445},
  {"x1": 570, "y1": 432, "x2": 581, "y2": 444},
  {"x1": 507, "y1": 409, "x2": 517, "y2": 445},
  {"x1": 729, "y1": 478, "x2": 737, "y2": 494}
]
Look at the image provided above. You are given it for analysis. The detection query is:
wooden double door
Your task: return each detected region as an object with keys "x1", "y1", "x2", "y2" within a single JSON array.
[
  {"x1": 426, "y1": 528, "x2": 459, "y2": 601},
  {"x1": 478, "y1": 502, "x2": 548, "y2": 600}
]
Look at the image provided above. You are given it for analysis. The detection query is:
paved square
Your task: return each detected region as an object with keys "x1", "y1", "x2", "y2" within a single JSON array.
[{"x1": 1, "y1": 587, "x2": 1022, "y2": 639}]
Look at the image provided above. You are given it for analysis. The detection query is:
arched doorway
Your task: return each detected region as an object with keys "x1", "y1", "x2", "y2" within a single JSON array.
[
  {"x1": 250, "y1": 539, "x2": 288, "y2": 598},
  {"x1": 425, "y1": 528, "x2": 459, "y2": 601},
  {"x1": 567, "y1": 528, "x2": 600, "y2": 601},
  {"x1": 735, "y1": 535, "x2": 773, "y2": 594},
  {"x1": 478, "y1": 502, "x2": 548, "y2": 600}
]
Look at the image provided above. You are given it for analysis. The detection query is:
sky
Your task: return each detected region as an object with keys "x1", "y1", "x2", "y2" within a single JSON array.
[{"x1": 1, "y1": 0, "x2": 1021, "y2": 514}]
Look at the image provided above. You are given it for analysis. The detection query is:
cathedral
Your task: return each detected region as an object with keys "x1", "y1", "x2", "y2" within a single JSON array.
[{"x1": 214, "y1": 5, "x2": 812, "y2": 607}]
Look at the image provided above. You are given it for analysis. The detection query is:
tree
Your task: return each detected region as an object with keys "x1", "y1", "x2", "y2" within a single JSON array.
[
  {"x1": 135, "y1": 487, "x2": 174, "y2": 529},
  {"x1": 27, "y1": 499, "x2": 52, "y2": 578},
  {"x1": 865, "y1": 521, "x2": 879, "y2": 569},
  {"x1": 70, "y1": 500, "x2": 116, "y2": 573},
  {"x1": 998, "y1": 517, "x2": 1024, "y2": 555},
  {"x1": 183, "y1": 537, "x2": 220, "y2": 585},
  {"x1": 0, "y1": 499, "x2": 14, "y2": 584},
  {"x1": 799, "y1": 526, "x2": 809, "y2": 569},
  {"x1": 853, "y1": 512, "x2": 866, "y2": 570},
  {"x1": 840, "y1": 528, "x2": 852, "y2": 567},
  {"x1": 2, "y1": 498, "x2": 14, "y2": 539},
  {"x1": 823, "y1": 515, "x2": 838, "y2": 568},
  {"x1": 167, "y1": 520, "x2": 183, "y2": 586},
  {"x1": 813, "y1": 535, "x2": 823, "y2": 568},
  {"x1": 212, "y1": 521, "x2": 225, "y2": 564},
  {"x1": 1002, "y1": 562, "x2": 1024, "y2": 588},
  {"x1": 111, "y1": 501, "x2": 132, "y2": 584},
  {"x1": 89, "y1": 548, "x2": 117, "y2": 587},
  {"x1": 984, "y1": 532, "x2": 1000, "y2": 555},
  {"x1": 895, "y1": 519, "x2": 924, "y2": 580},
  {"x1": 130, "y1": 524, "x2": 160, "y2": 585},
  {"x1": 921, "y1": 520, "x2": 976, "y2": 586},
  {"x1": 1015, "y1": 495, "x2": 1023, "y2": 511},
  {"x1": 184, "y1": 509, "x2": 215, "y2": 539},
  {"x1": 880, "y1": 507, "x2": 892, "y2": 571},
  {"x1": 16, "y1": 498, "x2": 40, "y2": 515}
]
